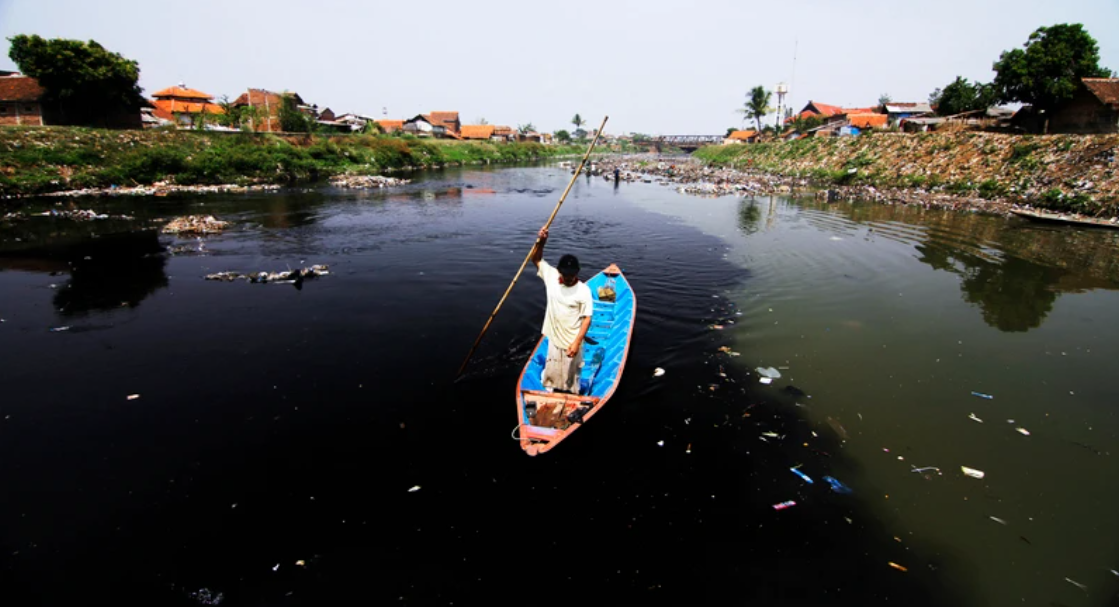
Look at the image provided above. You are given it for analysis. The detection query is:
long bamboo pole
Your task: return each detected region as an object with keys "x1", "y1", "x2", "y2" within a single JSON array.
[{"x1": 455, "y1": 116, "x2": 609, "y2": 378}]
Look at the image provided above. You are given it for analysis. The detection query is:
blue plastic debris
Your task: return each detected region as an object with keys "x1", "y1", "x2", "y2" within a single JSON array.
[
  {"x1": 970, "y1": 391, "x2": 994, "y2": 399},
  {"x1": 790, "y1": 467, "x2": 813, "y2": 484},
  {"x1": 823, "y1": 476, "x2": 853, "y2": 494}
]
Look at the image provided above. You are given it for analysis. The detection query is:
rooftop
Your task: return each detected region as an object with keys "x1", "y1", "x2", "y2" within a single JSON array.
[
  {"x1": 1082, "y1": 78, "x2": 1119, "y2": 108},
  {"x1": 0, "y1": 75, "x2": 44, "y2": 102}
]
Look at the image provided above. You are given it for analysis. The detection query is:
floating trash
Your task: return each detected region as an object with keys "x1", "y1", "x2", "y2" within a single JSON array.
[
  {"x1": 653, "y1": 367, "x2": 665, "y2": 377},
  {"x1": 759, "y1": 377, "x2": 773, "y2": 385},
  {"x1": 961, "y1": 466, "x2": 985, "y2": 479},
  {"x1": 1015, "y1": 427, "x2": 1031, "y2": 436},
  {"x1": 823, "y1": 476, "x2": 853, "y2": 494},
  {"x1": 971, "y1": 391, "x2": 994, "y2": 399},
  {"x1": 989, "y1": 516, "x2": 1009, "y2": 525},
  {"x1": 755, "y1": 367, "x2": 782, "y2": 379},
  {"x1": 205, "y1": 265, "x2": 330, "y2": 284},
  {"x1": 772, "y1": 500, "x2": 797, "y2": 511},
  {"x1": 1064, "y1": 577, "x2": 1088, "y2": 591},
  {"x1": 49, "y1": 326, "x2": 71, "y2": 332},
  {"x1": 790, "y1": 468, "x2": 814, "y2": 484},
  {"x1": 329, "y1": 174, "x2": 410, "y2": 189},
  {"x1": 407, "y1": 485, "x2": 421, "y2": 493},
  {"x1": 888, "y1": 562, "x2": 908, "y2": 572},
  {"x1": 968, "y1": 413, "x2": 984, "y2": 423},
  {"x1": 162, "y1": 215, "x2": 229, "y2": 235},
  {"x1": 126, "y1": 394, "x2": 140, "y2": 401}
]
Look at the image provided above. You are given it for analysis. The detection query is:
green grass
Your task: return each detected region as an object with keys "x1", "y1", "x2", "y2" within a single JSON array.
[{"x1": 0, "y1": 127, "x2": 583, "y2": 198}]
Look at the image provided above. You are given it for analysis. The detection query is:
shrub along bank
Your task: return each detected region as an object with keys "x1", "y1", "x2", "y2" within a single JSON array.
[
  {"x1": 694, "y1": 132, "x2": 1119, "y2": 215},
  {"x1": 0, "y1": 127, "x2": 584, "y2": 199}
]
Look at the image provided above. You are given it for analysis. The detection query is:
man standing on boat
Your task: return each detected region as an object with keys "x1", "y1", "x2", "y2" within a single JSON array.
[{"x1": 532, "y1": 226, "x2": 593, "y2": 394}]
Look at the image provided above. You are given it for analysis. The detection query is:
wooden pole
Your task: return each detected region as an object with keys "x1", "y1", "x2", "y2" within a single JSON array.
[{"x1": 455, "y1": 116, "x2": 609, "y2": 378}]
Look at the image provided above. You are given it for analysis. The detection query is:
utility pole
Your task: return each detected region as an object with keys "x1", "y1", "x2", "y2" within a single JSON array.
[{"x1": 775, "y1": 82, "x2": 788, "y2": 131}]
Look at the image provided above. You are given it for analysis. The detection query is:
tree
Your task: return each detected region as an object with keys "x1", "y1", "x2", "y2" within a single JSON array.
[
  {"x1": 726, "y1": 126, "x2": 737, "y2": 137},
  {"x1": 7, "y1": 34, "x2": 146, "y2": 127},
  {"x1": 878, "y1": 93, "x2": 892, "y2": 108},
  {"x1": 475, "y1": 117, "x2": 489, "y2": 125},
  {"x1": 929, "y1": 76, "x2": 996, "y2": 116},
  {"x1": 215, "y1": 94, "x2": 263, "y2": 130},
  {"x1": 278, "y1": 94, "x2": 313, "y2": 133},
  {"x1": 992, "y1": 23, "x2": 1111, "y2": 118},
  {"x1": 788, "y1": 114, "x2": 824, "y2": 133},
  {"x1": 517, "y1": 123, "x2": 536, "y2": 135},
  {"x1": 554, "y1": 129, "x2": 571, "y2": 142},
  {"x1": 571, "y1": 113, "x2": 585, "y2": 132},
  {"x1": 739, "y1": 86, "x2": 772, "y2": 133}
]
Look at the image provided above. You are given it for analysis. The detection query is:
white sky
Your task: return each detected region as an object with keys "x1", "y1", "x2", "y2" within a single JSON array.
[{"x1": 0, "y1": 0, "x2": 1115, "y2": 135}]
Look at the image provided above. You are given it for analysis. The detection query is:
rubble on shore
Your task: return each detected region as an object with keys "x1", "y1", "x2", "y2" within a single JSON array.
[
  {"x1": 329, "y1": 174, "x2": 411, "y2": 189},
  {"x1": 205, "y1": 264, "x2": 330, "y2": 285},
  {"x1": 42, "y1": 182, "x2": 282, "y2": 199},
  {"x1": 162, "y1": 215, "x2": 230, "y2": 235},
  {"x1": 591, "y1": 156, "x2": 1105, "y2": 221},
  {"x1": 1, "y1": 208, "x2": 137, "y2": 222}
]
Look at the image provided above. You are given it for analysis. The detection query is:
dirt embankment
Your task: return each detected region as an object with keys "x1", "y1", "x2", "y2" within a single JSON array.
[{"x1": 693, "y1": 132, "x2": 1119, "y2": 216}]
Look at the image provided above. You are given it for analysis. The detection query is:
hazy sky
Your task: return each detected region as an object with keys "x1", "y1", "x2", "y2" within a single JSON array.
[{"x1": 1, "y1": 0, "x2": 1115, "y2": 134}]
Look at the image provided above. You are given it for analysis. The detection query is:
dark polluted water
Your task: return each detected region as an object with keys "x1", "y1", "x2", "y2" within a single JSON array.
[{"x1": 1, "y1": 165, "x2": 1118, "y2": 606}]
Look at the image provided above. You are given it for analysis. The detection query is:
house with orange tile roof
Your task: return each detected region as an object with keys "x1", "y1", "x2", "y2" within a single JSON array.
[
  {"x1": 376, "y1": 119, "x2": 404, "y2": 133},
  {"x1": 461, "y1": 124, "x2": 496, "y2": 140},
  {"x1": 427, "y1": 111, "x2": 460, "y2": 135},
  {"x1": 0, "y1": 73, "x2": 46, "y2": 126},
  {"x1": 724, "y1": 129, "x2": 759, "y2": 144},
  {"x1": 492, "y1": 126, "x2": 515, "y2": 141},
  {"x1": 151, "y1": 84, "x2": 224, "y2": 127},
  {"x1": 231, "y1": 89, "x2": 303, "y2": 132}
]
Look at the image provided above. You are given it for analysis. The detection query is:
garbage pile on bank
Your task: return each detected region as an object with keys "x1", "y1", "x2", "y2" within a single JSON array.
[
  {"x1": 329, "y1": 174, "x2": 410, "y2": 189},
  {"x1": 162, "y1": 215, "x2": 229, "y2": 235},
  {"x1": 42, "y1": 182, "x2": 282, "y2": 199},
  {"x1": 205, "y1": 264, "x2": 330, "y2": 284}
]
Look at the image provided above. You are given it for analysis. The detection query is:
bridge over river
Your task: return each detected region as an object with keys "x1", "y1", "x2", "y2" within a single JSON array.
[{"x1": 648, "y1": 135, "x2": 724, "y2": 152}]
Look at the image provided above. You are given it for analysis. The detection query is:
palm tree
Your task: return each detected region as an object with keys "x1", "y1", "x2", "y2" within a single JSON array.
[
  {"x1": 571, "y1": 113, "x2": 585, "y2": 131},
  {"x1": 739, "y1": 86, "x2": 772, "y2": 133}
]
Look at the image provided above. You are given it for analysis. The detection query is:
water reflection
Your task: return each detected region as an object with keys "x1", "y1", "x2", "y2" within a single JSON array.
[
  {"x1": 0, "y1": 229, "x2": 168, "y2": 316},
  {"x1": 797, "y1": 200, "x2": 1119, "y2": 332}
]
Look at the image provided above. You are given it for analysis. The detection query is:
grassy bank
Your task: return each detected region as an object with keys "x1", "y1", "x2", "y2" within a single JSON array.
[
  {"x1": 694, "y1": 132, "x2": 1119, "y2": 215},
  {"x1": 0, "y1": 127, "x2": 584, "y2": 198}
]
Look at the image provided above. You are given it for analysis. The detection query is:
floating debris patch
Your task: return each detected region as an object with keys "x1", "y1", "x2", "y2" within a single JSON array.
[
  {"x1": 205, "y1": 264, "x2": 330, "y2": 285},
  {"x1": 162, "y1": 215, "x2": 230, "y2": 235},
  {"x1": 330, "y1": 174, "x2": 411, "y2": 189}
]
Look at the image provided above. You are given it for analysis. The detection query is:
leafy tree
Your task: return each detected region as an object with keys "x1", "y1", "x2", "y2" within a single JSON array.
[
  {"x1": 929, "y1": 77, "x2": 997, "y2": 116},
  {"x1": 788, "y1": 114, "x2": 823, "y2": 133},
  {"x1": 726, "y1": 126, "x2": 737, "y2": 136},
  {"x1": 7, "y1": 34, "x2": 146, "y2": 127},
  {"x1": 279, "y1": 94, "x2": 313, "y2": 132},
  {"x1": 992, "y1": 23, "x2": 1111, "y2": 116},
  {"x1": 517, "y1": 123, "x2": 536, "y2": 135},
  {"x1": 739, "y1": 86, "x2": 772, "y2": 132},
  {"x1": 878, "y1": 93, "x2": 892, "y2": 108},
  {"x1": 554, "y1": 129, "x2": 571, "y2": 142},
  {"x1": 215, "y1": 94, "x2": 264, "y2": 130},
  {"x1": 571, "y1": 113, "x2": 585, "y2": 132}
]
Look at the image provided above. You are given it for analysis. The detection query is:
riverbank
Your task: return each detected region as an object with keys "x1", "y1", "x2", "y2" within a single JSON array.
[
  {"x1": 0, "y1": 127, "x2": 582, "y2": 200},
  {"x1": 686, "y1": 132, "x2": 1119, "y2": 218}
]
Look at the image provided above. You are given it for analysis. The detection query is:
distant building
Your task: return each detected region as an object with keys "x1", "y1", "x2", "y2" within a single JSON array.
[
  {"x1": 427, "y1": 111, "x2": 461, "y2": 136},
  {"x1": 1048, "y1": 78, "x2": 1119, "y2": 134},
  {"x1": 377, "y1": 119, "x2": 404, "y2": 133},
  {"x1": 724, "y1": 129, "x2": 759, "y2": 144},
  {"x1": 231, "y1": 89, "x2": 303, "y2": 132},
  {"x1": 492, "y1": 126, "x2": 515, "y2": 141},
  {"x1": 0, "y1": 73, "x2": 45, "y2": 126},
  {"x1": 151, "y1": 84, "x2": 224, "y2": 128},
  {"x1": 461, "y1": 124, "x2": 496, "y2": 140},
  {"x1": 883, "y1": 102, "x2": 933, "y2": 126},
  {"x1": 403, "y1": 114, "x2": 436, "y2": 136}
]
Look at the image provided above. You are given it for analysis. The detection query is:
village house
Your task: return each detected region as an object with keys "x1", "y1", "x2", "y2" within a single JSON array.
[
  {"x1": 230, "y1": 89, "x2": 298, "y2": 132},
  {"x1": 403, "y1": 114, "x2": 437, "y2": 136},
  {"x1": 1048, "y1": 78, "x2": 1119, "y2": 134},
  {"x1": 427, "y1": 111, "x2": 461, "y2": 136},
  {"x1": 376, "y1": 119, "x2": 404, "y2": 134},
  {"x1": 151, "y1": 84, "x2": 224, "y2": 128},
  {"x1": 724, "y1": 129, "x2": 759, "y2": 144},
  {"x1": 0, "y1": 72, "x2": 45, "y2": 126},
  {"x1": 883, "y1": 102, "x2": 933, "y2": 126},
  {"x1": 492, "y1": 126, "x2": 515, "y2": 141},
  {"x1": 460, "y1": 124, "x2": 496, "y2": 140}
]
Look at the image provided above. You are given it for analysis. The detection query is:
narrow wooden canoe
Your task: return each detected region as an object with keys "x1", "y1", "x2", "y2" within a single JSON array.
[{"x1": 515, "y1": 263, "x2": 636, "y2": 456}]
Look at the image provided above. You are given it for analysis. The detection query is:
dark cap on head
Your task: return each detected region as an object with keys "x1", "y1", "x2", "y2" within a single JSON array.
[{"x1": 558, "y1": 254, "x2": 580, "y2": 275}]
